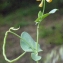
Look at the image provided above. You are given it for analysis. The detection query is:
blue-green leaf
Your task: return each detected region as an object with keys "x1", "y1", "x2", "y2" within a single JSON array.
[
  {"x1": 31, "y1": 53, "x2": 41, "y2": 61},
  {"x1": 49, "y1": 9, "x2": 58, "y2": 14},
  {"x1": 20, "y1": 32, "x2": 42, "y2": 52}
]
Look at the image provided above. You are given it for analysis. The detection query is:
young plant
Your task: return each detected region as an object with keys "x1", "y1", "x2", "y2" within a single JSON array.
[{"x1": 3, "y1": 0, "x2": 58, "y2": 63}]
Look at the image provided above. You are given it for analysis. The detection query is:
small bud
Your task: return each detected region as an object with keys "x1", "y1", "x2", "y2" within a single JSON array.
[
  {"x1": 39, "y1": 2, "x2": 43, "y2": 7},
  {"x1": 46, "y1": 0, "x2": 52, "y2": 3}
]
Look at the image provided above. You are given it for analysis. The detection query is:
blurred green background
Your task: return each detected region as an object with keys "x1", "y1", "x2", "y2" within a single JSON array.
[
  {"x1": 0, "y1": 0, "x2": 63, "y2": 63},
  {"x1": 0, "y1": 0, "x2": 63, "y2": 26}
]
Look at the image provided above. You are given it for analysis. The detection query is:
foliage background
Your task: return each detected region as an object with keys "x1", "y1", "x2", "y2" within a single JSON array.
[{"x1": 0, "y1": 0, "x2": 63, "y2": 15}]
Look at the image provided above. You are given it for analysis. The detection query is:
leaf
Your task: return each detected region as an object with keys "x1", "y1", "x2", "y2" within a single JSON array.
[
  {"x1": 35, "y1": 11, "x2": 42, "y2": 23},
  {"x1": 35, "y1": 9, "x2": 58, "y2": 23},
  {"x1": 41, "y1": 9, "x2": 58, "y2": 21},
  {"x1": 20, "y1": 32, "x2": 42, "y2": 52},
  {"x1": 41, "y1": 13, "x2": 49, "y2": 20},
  {"x1": 31, "y1": 53, "x2": 41, "y2": 61},
  {"x1": 34, "y1": 42, "x2": 42, "y2": 52},
  {"x1": 38, "y1": 11, "x2": 42, "y2": 18},
  {"x1": 49, "y1": 9, "x2": 58, "y2": 14}
]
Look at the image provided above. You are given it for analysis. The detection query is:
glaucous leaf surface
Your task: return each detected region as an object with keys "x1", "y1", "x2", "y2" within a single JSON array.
[
  {"x1": 31, "y1": 53, "x2": 41, "y2": 61},
  {"x1": 20, "y1": 32, "x2": 42, "y2": 52}
]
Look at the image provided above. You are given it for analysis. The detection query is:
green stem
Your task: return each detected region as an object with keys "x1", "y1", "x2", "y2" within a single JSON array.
[
  {"x1": 36, "y1": 1, "x2": 45, "y2": 63},
  {"x1": 42, "y1": 0, "x2": 45, "y2": 15},
  {"x1": 10, "y1": 31, "x2": 21, "y2": 39},
  {"x1": 36, "y1": 23, "x2": 39, "y2": 63},
  {"x1": 37, "y1": 24, "x2": 39, "y2": 54},
  {"x1": 3, "y1": 31, "x2": 26, "y2": 63}
]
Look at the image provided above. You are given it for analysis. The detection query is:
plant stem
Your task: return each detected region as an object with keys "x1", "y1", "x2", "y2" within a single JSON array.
[
  {"x1": 37, "y1": 24, "x2": 39, "y2": 54},
  {"x1": 36, "y1": 23, "x2": 39, "y2": 63},
  {"x1": 10, "y1": 31, "x2": 21, "y2": 38},
  {"x1": 3, "y1": 31, "x2": 26, "y2": 63},
  {"x1": 36, "y1": 1, "x2": 45, "y2": 63},
  {"x1": 42, "y1": 0, "x2": 45, "y2": 15}
]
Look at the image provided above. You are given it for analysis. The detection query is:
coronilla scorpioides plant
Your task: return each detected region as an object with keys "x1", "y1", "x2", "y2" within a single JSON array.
[{"x1": 3, "y1": 0, "x2": 58, "y2": 63}]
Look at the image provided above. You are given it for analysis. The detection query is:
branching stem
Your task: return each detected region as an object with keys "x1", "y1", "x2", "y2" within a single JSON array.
[
  {"x1": 36, "y1": 0, "x2": 45, "y2": 63},
  {"x1": 3, "y1": 30, "x2": 26, "y2": 63}
]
